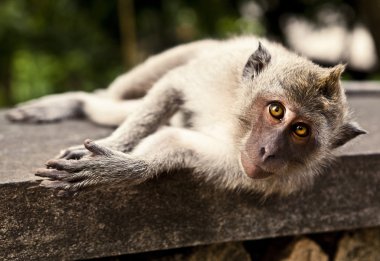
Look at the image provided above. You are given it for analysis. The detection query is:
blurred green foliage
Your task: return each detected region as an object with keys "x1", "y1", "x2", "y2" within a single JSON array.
[
  {"x1": 0, "y1": 0, "x2": 121, "y2": 106},
  {"x1": 0, "y1": 0, "x2": 377, "y2": 107},
  {"x1": 0, "y1": 0, "x2": 271, "y2": 107}
]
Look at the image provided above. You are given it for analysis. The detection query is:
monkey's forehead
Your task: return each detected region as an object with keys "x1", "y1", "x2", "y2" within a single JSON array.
[{"x1": 265, "y1": 63, "x2": 342, "y2": 98}]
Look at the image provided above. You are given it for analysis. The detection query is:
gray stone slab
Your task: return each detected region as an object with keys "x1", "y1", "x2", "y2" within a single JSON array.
[
  {"x1": 1, "y1": 82, "x2": 380, "y2": 260},
  {"x1": 343, "y1": 81, "x2": 380, "y2": 96}
]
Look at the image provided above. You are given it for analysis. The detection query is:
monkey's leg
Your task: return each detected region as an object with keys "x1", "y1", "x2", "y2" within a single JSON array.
[
  {"x1": 6, "y1": 91, "x2": 141, "y2": 125},
  {"x1": 36, "y1": 127, "x2": 237, "y2": 192},
  {"x1": 81, "y1": 97, "x2": 141, "y2": 126},
  {"x1": 7, "y1": 40, "x2": 218, "y2": 124},
  {"x1": 6, "y1": 92, "x2": 86, "y2": 123},
  {"x1": 106, "y1": 40, "x2": 218, "y2": 99}
]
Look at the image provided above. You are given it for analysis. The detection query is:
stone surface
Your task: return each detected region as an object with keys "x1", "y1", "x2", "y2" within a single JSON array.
[
  {"x1": 334, "y1": 227, "x2": 380, "y2": 261},
  {"x1": 343, "y1": 81, "x2": 380, "y2": 95},
  {"x1": 0, "y1": 82, "x2": 380, "y2": 260},
  {"x1": 279, "y1": 237, "x2": 328, "y2": 261},
  {"x1": 186, "y1": 242, "x2": 251, "y2": 261},
  {"x1": 118, "y1": 242, "x2": 251, "y2": 261}
]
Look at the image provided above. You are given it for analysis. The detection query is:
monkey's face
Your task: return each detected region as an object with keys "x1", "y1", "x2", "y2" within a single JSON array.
[
  {"x1": 238, "y1": 74, "x2": 365, "y2": 183},
  {"x1": 236, "y1": 42, "x2": 365, "y2": 193},
  {"x1": 240, "y1": 95, "x2": 321, "y2": 180}
]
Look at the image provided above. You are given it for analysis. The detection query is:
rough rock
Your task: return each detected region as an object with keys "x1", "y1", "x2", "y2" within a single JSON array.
[
  {"x1": 187, "y1": 242, "x2": 251, "y2": 261},
  {"x1": 335, "y1": 227, "x2": 380, "y2": 261},
  {"x1": 279, "y1": 237, "x2": 328, "y2": 261}
]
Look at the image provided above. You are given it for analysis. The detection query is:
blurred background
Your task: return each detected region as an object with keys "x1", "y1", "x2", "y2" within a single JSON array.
[{"x1": 0, "y1": 0, "x2": 379, "y2": 107}]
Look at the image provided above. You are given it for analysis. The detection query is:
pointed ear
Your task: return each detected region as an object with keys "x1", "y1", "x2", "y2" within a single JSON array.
[
  {"x1": 329, "y1": 64, "x2": 346, "y2": 82},
  {"x1": 319, "y1": 64, "x2": 346, "y2": 100},
  {"x1": 242, "y1": 42, "x2": 271, "y2": 80},
  {"x1": 331, "y1": 122, "x2": 367, "y2": 148}
]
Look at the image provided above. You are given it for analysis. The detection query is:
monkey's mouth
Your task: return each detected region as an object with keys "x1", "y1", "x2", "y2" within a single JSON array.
[
  {"x1": 240, "y1": 153, "x2": 275, "y2": 179},
  {"x1": 246, "y1": 165, "x2": 274, "y2": 179}
]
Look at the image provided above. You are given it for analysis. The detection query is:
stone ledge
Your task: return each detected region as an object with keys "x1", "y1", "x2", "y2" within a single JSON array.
[{"x1": 1, "y1": 81, "x2": 380, "y2": 260}]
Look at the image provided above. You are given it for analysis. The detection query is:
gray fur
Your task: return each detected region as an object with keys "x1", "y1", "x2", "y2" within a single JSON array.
[
  {"x1": 242, "y1": 42, "x2": 271, "y2": 80},
  {"x1": 6, "y1": 92, "x2": 84, "y2": 123},
  {"x1": 8, "y1": 36, "x2": 366, "y2": 196}
]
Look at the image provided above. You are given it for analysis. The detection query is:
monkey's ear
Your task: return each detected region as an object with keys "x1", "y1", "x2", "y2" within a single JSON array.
[
  {"x1": 331, "y1": 121, "x2": 367, "y2": 148},
  {"x1": 329, "y1": 64, "x2": 346, "y2": 81},
  {"x1": 242, "y1": 42, "x2": 271, "y2": 80},
  {"x1": 319, "y1": 64, "x2": 346, "y2": 100}
]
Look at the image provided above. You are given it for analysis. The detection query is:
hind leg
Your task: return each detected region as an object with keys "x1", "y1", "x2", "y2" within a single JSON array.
[
  {"x1": 106, "y1": 39, "x2": 219, "y2": 99},
  {"x1": 6, "y1": 92, "x2": 86, "y2": 123},
  {"x1": 6, "y1": 91, "x2": 144, "y2": 160},
  {"x1": 6, "y1": 91, "x2": 142, "y2": 126},
  {"x1": 81, "y1": 96, "x2": 141, "y2": 126}
]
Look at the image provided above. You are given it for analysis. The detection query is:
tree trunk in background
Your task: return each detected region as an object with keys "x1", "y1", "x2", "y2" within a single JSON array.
[
  {"x1": 118, "y1": 0, "x2": 137, "y2": 69},
  {"x1": 0, "y1": 53, "x2": 13, "y2": 106},
  {"x1": 357, "y1": 0, "x2": 380, "y2": 72}
]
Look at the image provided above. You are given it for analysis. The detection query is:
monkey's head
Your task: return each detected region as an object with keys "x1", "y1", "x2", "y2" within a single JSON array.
[{"x1": 237, "y1": 42, "x2": 366, "y2": 195}]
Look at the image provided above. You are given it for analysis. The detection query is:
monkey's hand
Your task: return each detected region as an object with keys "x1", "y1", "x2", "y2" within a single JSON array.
[
  {"x1": 35, "y1": 139, "x2": 149, "y2": 194},
  {"x1": 56, "y1": 144, "x2": 88, "y2": 160},
  {"x1": 56, "y1": 138, "x2": 121, "y2": 160}
]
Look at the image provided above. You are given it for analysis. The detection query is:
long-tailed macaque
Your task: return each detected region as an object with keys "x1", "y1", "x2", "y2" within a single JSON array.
[{"x1": 7, "y1": 36, "x2": 366, "y2": 196}]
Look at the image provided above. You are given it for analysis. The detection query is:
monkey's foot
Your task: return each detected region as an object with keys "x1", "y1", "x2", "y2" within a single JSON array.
[
  {"x1": 35, "y1": 139, "x2": 148, "y2": 193},
  {"x1": 6, "y1": 96, "x2": 82, "y2": 123}
]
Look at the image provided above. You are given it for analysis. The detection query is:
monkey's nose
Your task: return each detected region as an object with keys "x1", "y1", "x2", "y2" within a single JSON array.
[{"x1": 260, "y1": 147, "x2": 276, "y2": 162}]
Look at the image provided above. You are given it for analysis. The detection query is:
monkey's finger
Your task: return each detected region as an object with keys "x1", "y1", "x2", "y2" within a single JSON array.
[
  {"x1": 56, "y1": 149, "x2": 70, "y2": 159},
  {"x1": 65, "y1": 150, "x2": 88, "y2": 160},
  {"x1": 46, "y1": 159, "x2": 88, "y2": 172},
  {"x1": 84, "y1": 139, "x2": 114, "y2": 156},
  {"x1": 40, "y1": 180, "x2": 81, "y2": 196},
  {"x1": 35, "y1": 168, "x2": 70, "y2": 180},
  {"x1": 69, "y1": 178, "x2": 100, "y2": 191},
  {"x1": 40, "y1": 180, "x2": 71, "y2": 190},
  {"x1": 62, "y1": 172, "x2": 89, "y2": 182},
  {"x1": 56, "y1": 148, "x2": 87, "y2": 160}
]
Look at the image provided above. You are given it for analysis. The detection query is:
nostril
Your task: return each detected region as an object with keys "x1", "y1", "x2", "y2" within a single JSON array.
[{"x1": 260, "y1": 147, "x2": 276, "y2": 162}]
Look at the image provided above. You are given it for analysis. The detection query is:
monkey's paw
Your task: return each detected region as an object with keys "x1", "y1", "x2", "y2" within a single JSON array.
[
  {"x1": 35, "y1": 139, "x2": 148, "y2": 194},
  {"x1": 6, "y1": 97, "x2": 81, "y2": 123},
  {"x1": 56, "y1": 144, "x2": 88, "y2": 160},
  {"x1": 56, "y1": 138, "x2": 122, "y2": 160}
]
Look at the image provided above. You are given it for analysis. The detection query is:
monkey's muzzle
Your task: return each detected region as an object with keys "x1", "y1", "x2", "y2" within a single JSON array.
[{"x1": 240, "y1": 152, "x2": 274, "y2": 179}]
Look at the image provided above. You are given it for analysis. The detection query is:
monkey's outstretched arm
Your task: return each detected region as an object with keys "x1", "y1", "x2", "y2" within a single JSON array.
[
  {"x1": 36, "y1": 127, "x2": 237, "y2": 192},
  {"x1": 56, "y1": 81, "x2": 184, "y2": 158},
  {"x1": 108, "y1": 86, "x2": 184, "y2": 152}
]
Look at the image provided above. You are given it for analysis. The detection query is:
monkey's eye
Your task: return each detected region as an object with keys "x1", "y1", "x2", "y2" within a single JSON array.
[
  {"x1": 292, "y1": 123, "x2": 310, "y2": 138},
  {"x1": 269, "y1": 102, "x2": 285, "y2": 120}
]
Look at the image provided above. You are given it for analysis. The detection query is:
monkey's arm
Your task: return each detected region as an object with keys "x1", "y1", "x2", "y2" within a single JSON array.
[
  {"x1": 57, "y1": 80, "x2": 185, "y2": 159},
  {"x1": 36, "y1": 127, "x2": 238, "y2": 192}
]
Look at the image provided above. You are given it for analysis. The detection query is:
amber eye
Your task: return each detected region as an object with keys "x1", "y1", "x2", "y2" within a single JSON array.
[
  {"x1": 269, "y1": 102, "x2": 285, "y2": 120},
  {"x1": 292, "y1": 123, "x2": 310, "y2": 138}
]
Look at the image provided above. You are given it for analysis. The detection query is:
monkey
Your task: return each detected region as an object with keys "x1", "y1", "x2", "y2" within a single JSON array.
[{"x1": 6, "y1": 36, "x2": 366, "y2": 196}]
